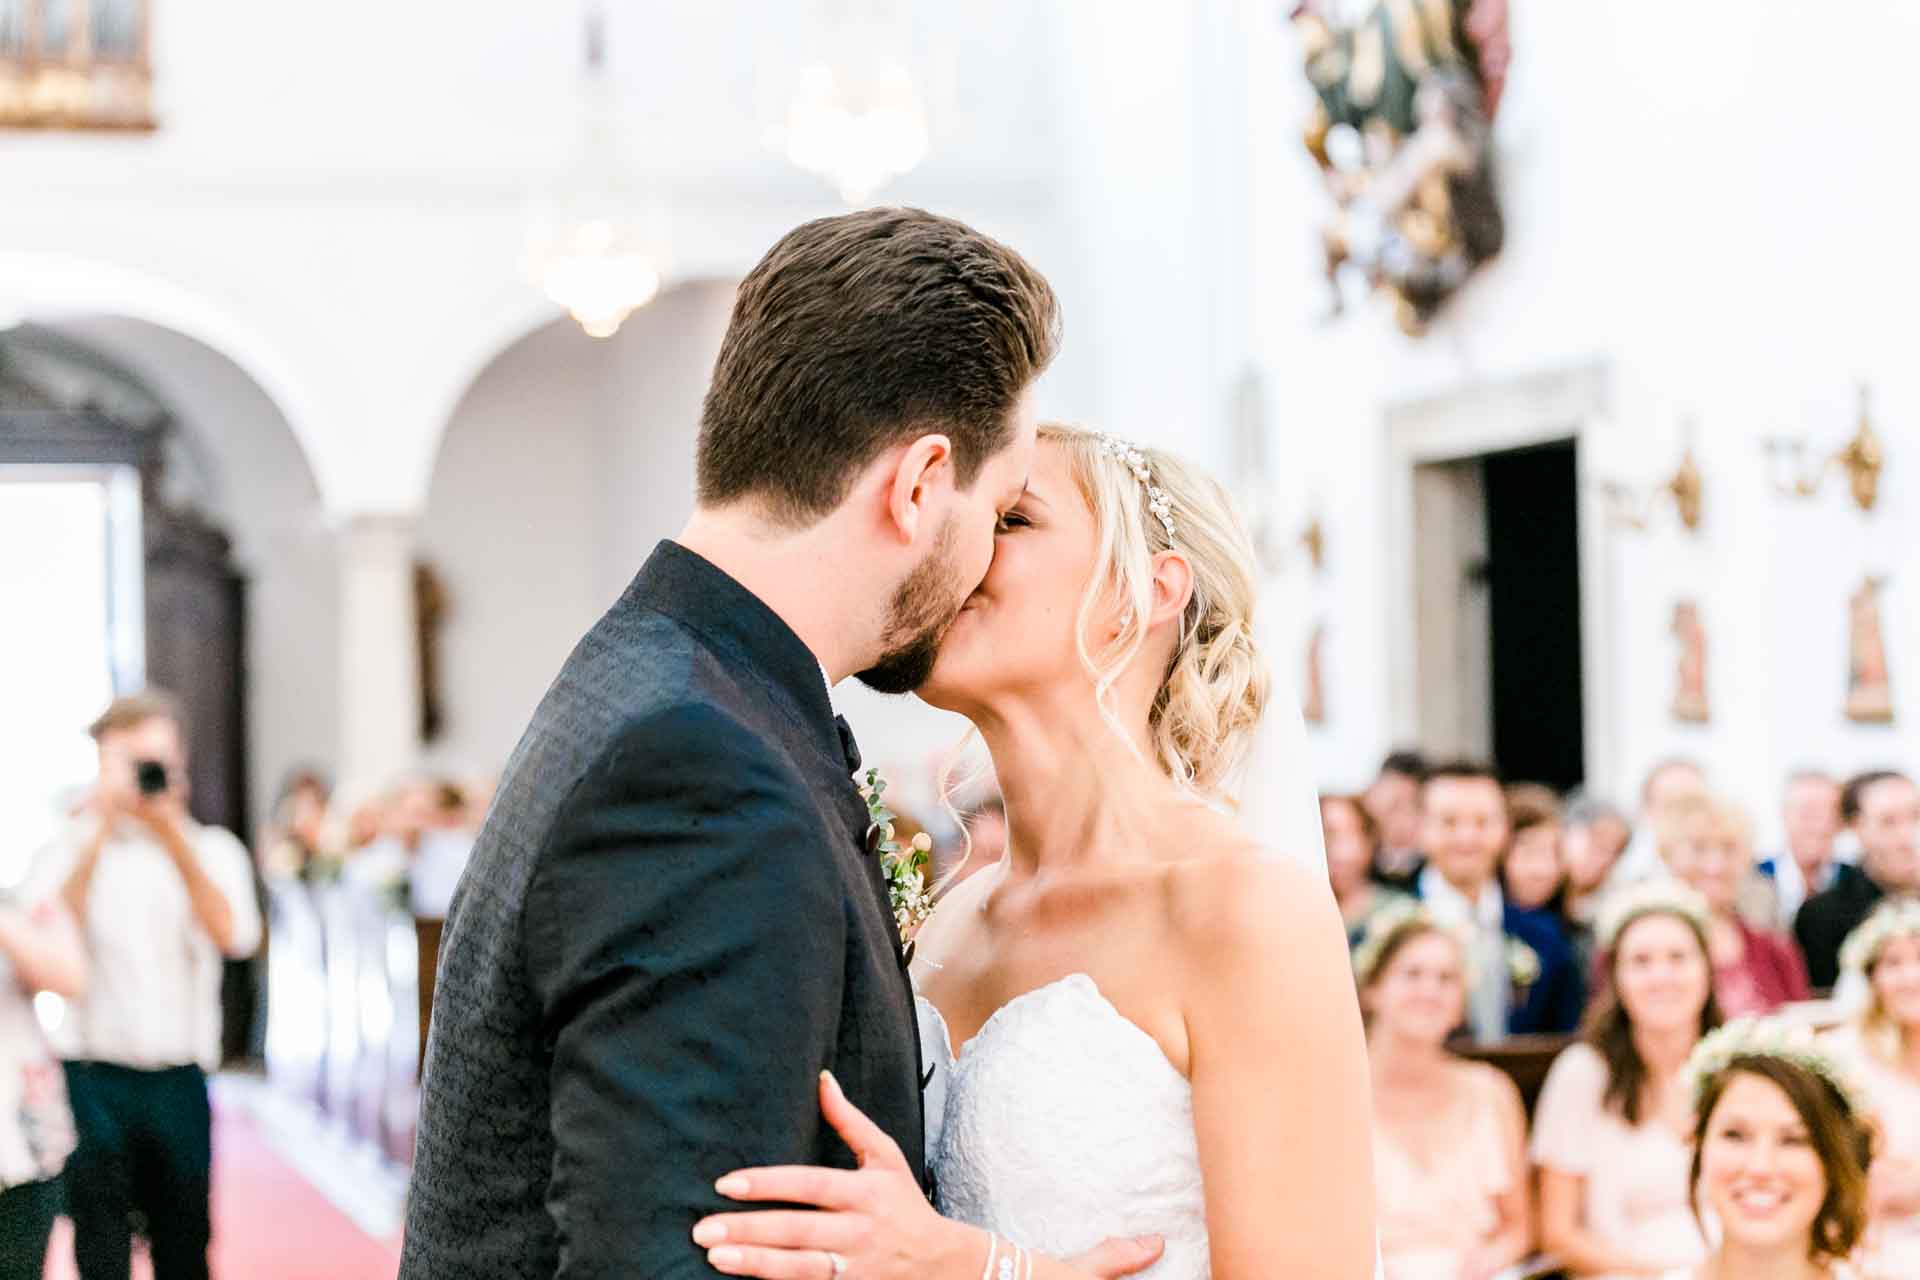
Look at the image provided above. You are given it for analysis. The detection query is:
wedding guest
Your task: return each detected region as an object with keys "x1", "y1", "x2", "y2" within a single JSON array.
[
  {"x1": 1413, "y1": 761, "x2": 1583, "y2": 1040},
  {"x1": 1563, "y1": 792, "x2": 1631, "y2": 971},
  {"x1": 1355, "y1": 904, "x2": 1532, "y2": 1280},
  {"x1": 1534, "y1": 882, "x2": 1722, "y2": 1278},
  {"x1": 1660, "y1": 796, "x2": 1810, "y2": 1016},
  {"x1": 1325, "y1": 793, "x2": 1411, "y2": 949},
  {"x1": 1757, "y1": 770, "x2": 1848, "y2": 928},
  {"x1": 1669, "y1": 1017, "x2": 1876, "y2": 1280},
  {"x1": 25, "y1": 691, "x2": 262, "y2": 1280},
  {"x1": 260, "y1": 766, "x2": 337, "y2": 884},
  {"x1": 1501, "y1": 784, "x2": 1568, "y2": 915},
  {"x1": 1797, "y1": 770, "x2": 1920, "y2": 990},
  {"x1": 0, "y1": 890, "x2": 84, "y2": 1276},
  {"x1": 409, "y1": 779, "x2": 479, "y2": 919},
  {"x1": 1606, "y1": 757, "x2": 1709, "y2": 892},
  {"x1": 1366, "y1": 749, "x2": 1429, "y2": 887},
  {"x1": 1826, "y1": 900, "x2": 1920, "y2": 1271}
]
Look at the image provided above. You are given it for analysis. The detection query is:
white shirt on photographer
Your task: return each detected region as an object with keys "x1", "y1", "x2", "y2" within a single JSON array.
[{"x1": 25, "y1": 818, "x2": 262, "y2": 1072}]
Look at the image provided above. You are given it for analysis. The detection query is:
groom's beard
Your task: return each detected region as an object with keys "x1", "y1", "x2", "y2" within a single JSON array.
[{"x1": 855, "y1": 518, "x2": 966, "y2": 696}]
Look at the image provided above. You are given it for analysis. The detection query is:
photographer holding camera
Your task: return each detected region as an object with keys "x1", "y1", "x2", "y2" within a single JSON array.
[{"x1": 23, "y1": 691, "x2": 261, "y2": 1280}]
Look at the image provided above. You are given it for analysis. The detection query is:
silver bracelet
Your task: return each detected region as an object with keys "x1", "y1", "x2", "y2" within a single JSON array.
[
  {"x1": 978, "y1": 1233, "x2": 1001, "y2": 1280},
  {"x1": 996, "y1": 1242, "x2": 1019, "y2": 1280}
]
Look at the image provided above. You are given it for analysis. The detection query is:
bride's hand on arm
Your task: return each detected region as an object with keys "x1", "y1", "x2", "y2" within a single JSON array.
[
  {"x1": 1173, "y1": 854, "x2": 1376, "y2": 1279},
  {"x1": 695, "y1": 1070, "x2": 1164, "y2": 1280}
]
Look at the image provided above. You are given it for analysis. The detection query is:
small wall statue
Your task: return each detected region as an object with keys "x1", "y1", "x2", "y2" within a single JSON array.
[
  {"x1": 1847, "y1": 575, "x2": 1895, "y2": 724},
  {"x1": 1289, "y1": 0, "x2": 1509, "y2": 334},
  {"x1": 1303, "y1": 620, "x2": 1327, "y2": 726},
  {"x1": 1671, "y1": 600, "x2": 1710, "y2": 725}
]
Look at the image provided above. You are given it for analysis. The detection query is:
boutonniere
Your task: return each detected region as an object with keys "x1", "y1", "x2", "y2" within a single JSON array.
[
  {"x1": 860, "y1": 768, "x2": 934, "y2": 939},
  {"x1": 1506, "y1": 937, "x2": 1541, "y2": 992}
]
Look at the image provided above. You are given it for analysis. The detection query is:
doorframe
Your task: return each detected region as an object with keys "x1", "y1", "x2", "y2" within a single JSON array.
[{"x1": 1383, "y1": 362, "x2": 1617, "y2": 789}]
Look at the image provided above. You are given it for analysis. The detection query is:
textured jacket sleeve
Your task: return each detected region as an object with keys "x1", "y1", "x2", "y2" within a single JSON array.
[{"x1": 523, "y1": 701, "x2": 848, "y2": 1278}]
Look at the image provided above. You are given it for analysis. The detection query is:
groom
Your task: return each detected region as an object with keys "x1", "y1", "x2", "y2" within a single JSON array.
[{"x1": 401, "y1": 209, "x2": 1063, "y2": 1278}]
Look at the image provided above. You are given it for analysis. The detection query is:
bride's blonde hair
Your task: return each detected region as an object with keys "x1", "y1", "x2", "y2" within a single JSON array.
[{"x1": 1041, "y1": 422, "x2": 1268, "y2": 801}]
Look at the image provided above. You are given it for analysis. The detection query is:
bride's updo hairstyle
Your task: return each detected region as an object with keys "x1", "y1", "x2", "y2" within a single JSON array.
[{"x1": 1041, "y1": 422, "x2": 1268, "y2": 801}]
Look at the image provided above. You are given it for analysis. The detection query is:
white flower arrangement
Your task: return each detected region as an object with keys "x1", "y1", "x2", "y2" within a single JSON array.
[
  {"x1": 1839, "y1": 898, "x2": 1920, "y2": 980},
  {"x1": 1505, "y1": 936, "x2": 1542, "y2": 989},
  {"x1": 860, "y1": 768, "x2": 934, "y2": 939},
  {"x1": 1681, "y1": 1015, "x2": 1868, "y2": 1117},
  {"x1": 1595, "y1": 877, "x2": 1713, "y2": 950}
]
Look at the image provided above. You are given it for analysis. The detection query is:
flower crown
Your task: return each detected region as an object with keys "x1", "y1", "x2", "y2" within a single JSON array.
[
  {"x1": 1094, "y1": 432, "x2": 1178, "y2": 541},
  {"x1": 1595, "y1": 877, "x2": 1712, "y2": 950},
  {"x1": 1681, "y1": 1015, "x2": 1867, "y2": 1118},
  {"x1": 1840, "y1": 898, "x2": 1920, "y2": 980},
  {"x1": 1351, "y1": 899, "x2": 1465, "y2": 986}
]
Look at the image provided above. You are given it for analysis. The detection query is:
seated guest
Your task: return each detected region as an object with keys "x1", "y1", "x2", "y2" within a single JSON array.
[
  {"x1": 1826, "y1": 900, "x2": 1920, "y2": 1272},
  {"x1": 1324, "y1": 792, "x2": 1411, "y2": 949},
  {"x1": 1534, "y1": 882, "x2": 1721, "y2": 1278},
  {"x1": 1355, "y1": 903, "x2": 1532, "y2": 1280},
  {"x1": 1606, "y1": 757, "x2": 1709, "y2": 892},
  {"x1": 1562, "y1": 791, "x2": 1631, "y2": 971},
  {"x1": 0, "y1": 889, "x2": 85, "y2": 1276},
  {"x1": 1414, "y1": 761, "x2": 1584, "y2": 1040},
  {"x1": 1365, "y1": 750, "x2": 1430, "y2": 887},
  {"x1": 1757, "y1": 769, "x2": 1849, "y2": 929},
  {"x1": 1669, "y1": 1016, "x2": 1876, "y2": 1280},
  {"x1": 1797, "y1": 769, "x2": 1920, "y2": 990},
  {"x1": 1660, "y1": 795, "x2": 1810, "y2": 1016},
  {"x1": 1501, "y1": 783, "x2": 1568, "y2": 916}
]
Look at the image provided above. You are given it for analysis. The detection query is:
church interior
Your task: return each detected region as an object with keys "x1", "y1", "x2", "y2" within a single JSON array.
[{"x1": 2, "y1": 2, "x2": 1915, "y2": 1277}]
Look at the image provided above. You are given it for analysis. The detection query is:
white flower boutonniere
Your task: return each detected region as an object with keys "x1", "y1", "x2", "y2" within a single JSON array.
[
  {"x1": 861, "y1": 768, "x2": 934, "y2": 940},
  {"x1": 1506, "y1": 937, "x2": 1541, "y2": 991}
]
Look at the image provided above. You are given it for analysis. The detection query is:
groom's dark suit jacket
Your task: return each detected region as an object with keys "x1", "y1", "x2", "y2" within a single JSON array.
[{"x1": 400, "y1": 542, "x2": 926, "y2": 1279}]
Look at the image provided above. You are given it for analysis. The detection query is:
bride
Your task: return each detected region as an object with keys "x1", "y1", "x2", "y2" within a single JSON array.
[{"x1": 693, "y1": 423, "x2": 1375, "y2": 1278}]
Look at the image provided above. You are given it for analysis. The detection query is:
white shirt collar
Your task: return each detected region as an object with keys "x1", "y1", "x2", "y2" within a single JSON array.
[{"x1": 1419, "y1": 863, "x2": 1504, "y2": 930}]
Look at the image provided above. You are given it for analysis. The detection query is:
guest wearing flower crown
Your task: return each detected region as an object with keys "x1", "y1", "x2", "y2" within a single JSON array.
[
  {"x1": 1413, "y1": 761, "x2": 1584, "y2": 1040},
  {"x1": 1826, "y1": 900, "x2": 1920, "y2": 1271},
  {"x1": 1667, "y1": 1016, "x2": 1878, "y2": 1280},
  {"x1": 1355, "y1": 903, "x2": 1533, "y2": 1280},
  {"x1": 1325, "y1": 792, "x2": 1412, "y2": 950},
  {"x1": 1659, "y1": 795, "x2": 1810, "y2": 1017},
  {"x1": 1534, "y1": 883, "x2": 1722, "y2": 1277}
]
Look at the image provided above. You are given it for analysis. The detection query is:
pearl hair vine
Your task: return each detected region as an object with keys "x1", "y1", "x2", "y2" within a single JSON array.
[{"x1": 1094, "y1": 432, "x2": 1178, "y2": 541}]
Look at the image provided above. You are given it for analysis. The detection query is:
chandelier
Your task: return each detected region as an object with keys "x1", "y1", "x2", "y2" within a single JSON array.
[
  {"x1": 521, "y1": 5, "x2": 668, "y2": 339},
  {"x1": 767, "y1": 2, "x2": 931, "y2": 205},
  {"x1": 779, "y1": 58, "x2": 929, "y2": 205}
]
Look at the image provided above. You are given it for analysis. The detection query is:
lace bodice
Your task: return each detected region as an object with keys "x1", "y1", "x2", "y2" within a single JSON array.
[{"x1": 917, "y1": 974, "x2": 1211, "y2": 1279}]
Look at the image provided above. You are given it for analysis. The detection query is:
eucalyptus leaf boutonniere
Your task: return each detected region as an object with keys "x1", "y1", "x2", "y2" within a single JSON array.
[{"x1": 861, "y1": 768, "x2": 934, "y2": 939}]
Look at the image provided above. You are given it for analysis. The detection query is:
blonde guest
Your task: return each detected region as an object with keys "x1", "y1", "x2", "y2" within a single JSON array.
[
  {"x1": 1356, "y1": 903, "x2": 1532, "y2": 1280},
  {"x1": 1660, "y1": 796, "x2": 1811, "y2": 1017},
  {"x1": 1826, "y1": 901, "x2": 1920, "y2": 1272},
  {"x1": 1665, "y1": 1017, "x2": 1878, "y2": 1280},
  {"x1": 1534, "y1": 883, "x2": 1722, "y2": 1278}
]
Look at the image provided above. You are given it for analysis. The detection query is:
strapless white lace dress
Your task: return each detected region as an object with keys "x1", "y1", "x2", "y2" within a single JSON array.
[{"x1": 917, "y1": 973, "x2": 1211, "y2": 1279}]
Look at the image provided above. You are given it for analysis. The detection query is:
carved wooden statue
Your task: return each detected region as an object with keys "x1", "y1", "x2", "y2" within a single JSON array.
[
  {"x1": 1671, "y1": 600, "x2": 1709, "y2": 724},
  {"x1": 1847, "y1": 576, "x2": 1895, "y2": 724},
  {"x1": 415, "y1": 561, "x2": 450, "y2": 743},
  {"x1": 1303, "y1": 620, "x2": 1327, "y2": 726}
]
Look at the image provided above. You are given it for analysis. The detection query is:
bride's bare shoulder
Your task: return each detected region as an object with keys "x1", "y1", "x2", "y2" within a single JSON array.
[{"x1": 1155, "y1": 827, "x2": 1343, "y2": 961}]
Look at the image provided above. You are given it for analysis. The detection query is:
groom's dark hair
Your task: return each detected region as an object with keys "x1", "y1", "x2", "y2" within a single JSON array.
[{"x1": 697, "y1": 207, "x2": 1060, "y2": 525}]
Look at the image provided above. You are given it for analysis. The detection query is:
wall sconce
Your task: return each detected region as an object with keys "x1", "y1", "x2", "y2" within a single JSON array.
[
  {"x1": 1601, "y1": 428, "x2": 1704, "y2": 533},
  {"x1": 1764, "y1": 384, "x2": 1885, "y2": 514}
]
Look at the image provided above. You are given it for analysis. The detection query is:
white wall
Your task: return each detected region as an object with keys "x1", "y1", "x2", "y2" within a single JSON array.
[{"x1": 1242, "y1": 1, "x2": 1920, "y2": 838}]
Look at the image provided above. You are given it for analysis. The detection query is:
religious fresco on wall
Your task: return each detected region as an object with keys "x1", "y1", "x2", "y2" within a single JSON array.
[
  {"x1": 1671, "y1": 599, "x2": 1709, "y2": 725},
  {"x1": 1846, "y1": 575, "x2": 1895, "y2": 724},
  {"x1": 1289, "y1": 0, "x2": 1510, "y2": 334}
]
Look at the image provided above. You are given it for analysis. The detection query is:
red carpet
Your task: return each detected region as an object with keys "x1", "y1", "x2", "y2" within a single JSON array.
[{"x1": 43, "y1": 1100, "x2": 402, "y2": 1280}]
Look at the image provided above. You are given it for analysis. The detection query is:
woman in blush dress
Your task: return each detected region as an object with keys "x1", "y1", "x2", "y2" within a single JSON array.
[
  {"x1": 1356, "y1": 902, "x2": 1532, "y2": 1280},
  {"x1": 1533, "y1": 882, "x2": 1722, "y2": 1278},
  {"x1": 1825, "y1": 901, "x2": 1920, "y2": 1274},
  {"x1": 1660, "y1": 796, "x2": 1810, "y2": 1017},
  {"x1": 1664, "y1": 1016, "x2": 1879, "y2": 1280}
]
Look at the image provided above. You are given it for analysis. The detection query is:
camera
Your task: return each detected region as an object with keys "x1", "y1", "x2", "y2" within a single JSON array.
[{"x1": 135, "y1": 760, "x2": 170, "y2": 796}]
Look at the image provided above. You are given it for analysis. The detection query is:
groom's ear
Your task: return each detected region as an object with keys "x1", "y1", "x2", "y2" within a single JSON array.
[
  {"x1": 882, "y1": 433, "x2": 955, "y2": 543},
  {"x1": 1147, "y1": 551, "x2": 1195, "y2": 629}
]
